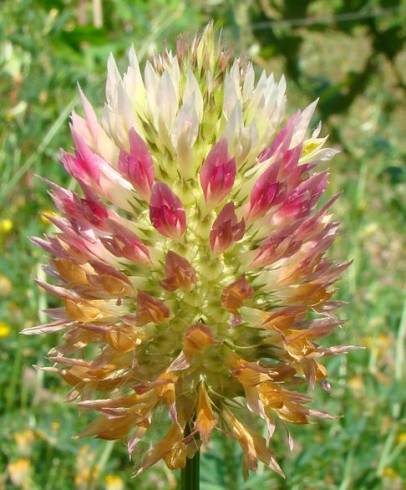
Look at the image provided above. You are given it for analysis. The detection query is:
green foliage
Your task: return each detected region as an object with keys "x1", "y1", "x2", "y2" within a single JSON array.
[{"x1": 0, "y1": 0, "x2": 405, "y2": 488}]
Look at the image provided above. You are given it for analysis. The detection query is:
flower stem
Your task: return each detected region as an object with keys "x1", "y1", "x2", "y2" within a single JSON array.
[{"x1": 181, "y1": 423, "x2": 200, "y2": 490}]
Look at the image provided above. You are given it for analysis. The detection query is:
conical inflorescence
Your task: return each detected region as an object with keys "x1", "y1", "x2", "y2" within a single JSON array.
[{"x1": 24, "y1": 24, "x2": 355, "y2": 478}]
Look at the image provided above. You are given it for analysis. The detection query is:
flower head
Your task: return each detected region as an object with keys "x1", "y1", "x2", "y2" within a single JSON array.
[{"x1": 25, "y1": 24, "x2": 354, "y2": 478}]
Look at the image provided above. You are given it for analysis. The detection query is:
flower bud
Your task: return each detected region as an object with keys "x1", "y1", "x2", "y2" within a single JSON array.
[
  {"x1": 161, "y1": 251, "x2": 196, "y2": 291},
  {"x1": 247, "y1": 167, "x2": 279, "y2": 221},
  {"x1": 135, "y1": 291, "x2": 170, "y2": 326},
  {"x1": 101, "y1": 221, "x2": 150, "y2": 264},
  {"x1": 149, "y1": 182, "x2": 186, "y2": 238},
  {"x1": 65, "y1": 130, "x2": 101, "y2": 183},
  {"x1": 209, "y1": 202, "x2": 245, "y2": 253},
  {"x1": 200, "y1": 139, "x2": 236, "y2": 205},
  {"x1": 221, "y1": 276, "x2": 254, "y2": 314},
  {"x1": 118, "y1": 128, "x2": 154, "y2": 200}
]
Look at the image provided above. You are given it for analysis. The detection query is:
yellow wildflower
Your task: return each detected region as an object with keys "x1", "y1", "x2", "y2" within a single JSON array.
[
  {"x1": 397, "y1": 432, "x2": 406, "y2": 444},
  {"x1": 348, "y1": 375, "x2": 364, "y2": 396},
  {"x1": 0, "y1": 275, "x2": 12, "y2": 296},
  {"x1": 8, "y1": 458, "x2": 31, "y2": 488},
  {"x1": 382, "y1": 467, "x2": 398, "y2": 479},
  {"x1": 75, "y1": 445, "x2": 99, "y2": 490},
  {"x1": 105, "y1": 474, "x2": 124, "y2": 490},
  {"x1": 14, "y1": 430, "x2": 35, "y2": 455},
  {"x1": 0, "y1": 322, "x2": 11, "y2": 338},
  {"x1": 0, "y1": 218, "x2": 13, "y2": 234}
]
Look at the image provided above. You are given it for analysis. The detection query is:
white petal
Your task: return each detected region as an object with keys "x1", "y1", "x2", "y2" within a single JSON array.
[
  {"x1": 156, "y1": 70, "x2": 178, "y2": 130},
  {"x1": 184, "y1": 69, "x2": 203, "y2": 121},
  {"x1": 144, "y1": 61, "x2": 160, "y2": 125},
  {"x1": 166, "y1": 56, "x2": 180, "y2": 102},
  {"x1": 312, "y1": 121, "x2": 322, "y2": 138},
  {"x1": 78, "y1": 85, "x2": 99, "y2": 141},
  {"x1": 106, "y1": 54, "x2": 121, "y2": 106},
  {"x1": 223, "y1": 71, "x2": 241, "y2": 120},
  {"x1": 291, "y1": 99, "x2": 319, "y2": 147},
  {"x1": 117, "y1": 82, "x2": 137, "y2": 133},
  {"x1": 314, "y1": 147, "x2": 340, "y2": 162},
  {"x1": 124, "y1": 46, "x2": 147, "y2": 117},
  {"x1": 243, "y1": 63, "x2": 255, "y2": 100}
]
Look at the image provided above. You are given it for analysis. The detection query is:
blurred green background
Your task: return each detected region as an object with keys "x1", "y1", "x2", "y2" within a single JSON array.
[{"x1": 0, "y1": 1, "x2": 405, "y2": 489}]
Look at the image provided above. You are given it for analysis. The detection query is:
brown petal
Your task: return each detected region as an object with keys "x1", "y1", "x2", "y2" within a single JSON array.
[
  {"x1": 64, "y1": 299, "x2": 102, "y2": 322},
  {"x1": 161, "y1": 251, "x2": 197, "y2": 291},
  {"x1": 99, "y1": 275, "x2": 135, "y2": 297},
  {"x1": 222, "y1": 408, "x2": 257, "y2": 479},
  {"x1": 183, "y1": 323, "x2": 215, "y2": 358},
  {"x1": 136, "y1": 424, "x2": 184, "y2": 475},
  {"x1": 54, "y1": 258, "x2": 88, "y2": 285},
  {"x1": 221, "y1": 275, "x2": 254, "y2": 314},
  {"x1": 195, "y1": 384, "x2": 217, "y2": 444},
  {"x1": 135, "y1": 291, "x2": 170, "y2": 326}
]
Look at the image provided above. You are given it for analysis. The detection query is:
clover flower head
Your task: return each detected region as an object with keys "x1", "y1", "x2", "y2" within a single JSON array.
[{"x1": 25, "y1": 24, "x2": 354, "y2": 478}]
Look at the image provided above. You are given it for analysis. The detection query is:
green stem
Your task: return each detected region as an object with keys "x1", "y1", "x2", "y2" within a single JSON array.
[{"x1": 181, "y1": 424, "x2": 200, "y2": 490}]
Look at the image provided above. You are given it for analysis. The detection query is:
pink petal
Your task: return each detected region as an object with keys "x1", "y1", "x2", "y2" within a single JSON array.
[
  {"x1": 247, "y1": 166, "x2": 279, "y2": 221},
  {"x1": 65, "y1": 130, "x2": 102, "y2": 183},
  {"x1": 118, "y1": 128, "x2": 154, "y2": 200},
  {"x1": 101, "y1": 221, "x2": 150, "y2": 264},
  {"x1": 149, "y1": 182, "x2": 186, "y2": 238},
  {"x1": 49, "y1": 182, "x2": 109, "y2": 229},
  {"x1": 200, "y1": 139, "x2": 236, "y2": 205},
  {"x1": 258, "y1": 112, "x2": 300, "y2": 162},
  {"x1": 209, "y1": 202, "x2": 245, "y2": 253},
  {"x1": 77, "y1": 85, "x2": 100, "y2": 142}
]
